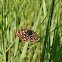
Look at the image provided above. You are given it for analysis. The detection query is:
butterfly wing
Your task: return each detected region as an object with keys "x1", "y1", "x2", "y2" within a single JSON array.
[
  {"x1": 14, "y1": 30, "x2": 28, "y2": 42},
  {"x1": 29, "y1": 30, "x2": 39, "y2": 43}
]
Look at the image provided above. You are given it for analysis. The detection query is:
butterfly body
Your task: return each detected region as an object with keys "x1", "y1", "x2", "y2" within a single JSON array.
[{"x1": 14, "y1": 29, "x2": 39, "y2": 43}]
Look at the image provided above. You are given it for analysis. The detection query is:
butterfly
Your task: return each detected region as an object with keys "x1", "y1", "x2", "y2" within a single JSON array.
[{"x1": 14, "y1": 29, "x2": 39, "y2": 43}]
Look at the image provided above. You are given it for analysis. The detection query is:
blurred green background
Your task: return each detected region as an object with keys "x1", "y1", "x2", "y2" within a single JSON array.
[{"x1": 0, "y1": 0, "x2": 62, "y2": 62}]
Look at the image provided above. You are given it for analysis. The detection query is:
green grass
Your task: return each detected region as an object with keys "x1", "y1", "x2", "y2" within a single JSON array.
[{"x1": 0, "y1": 0, "x2": 62, "y2": 62}]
